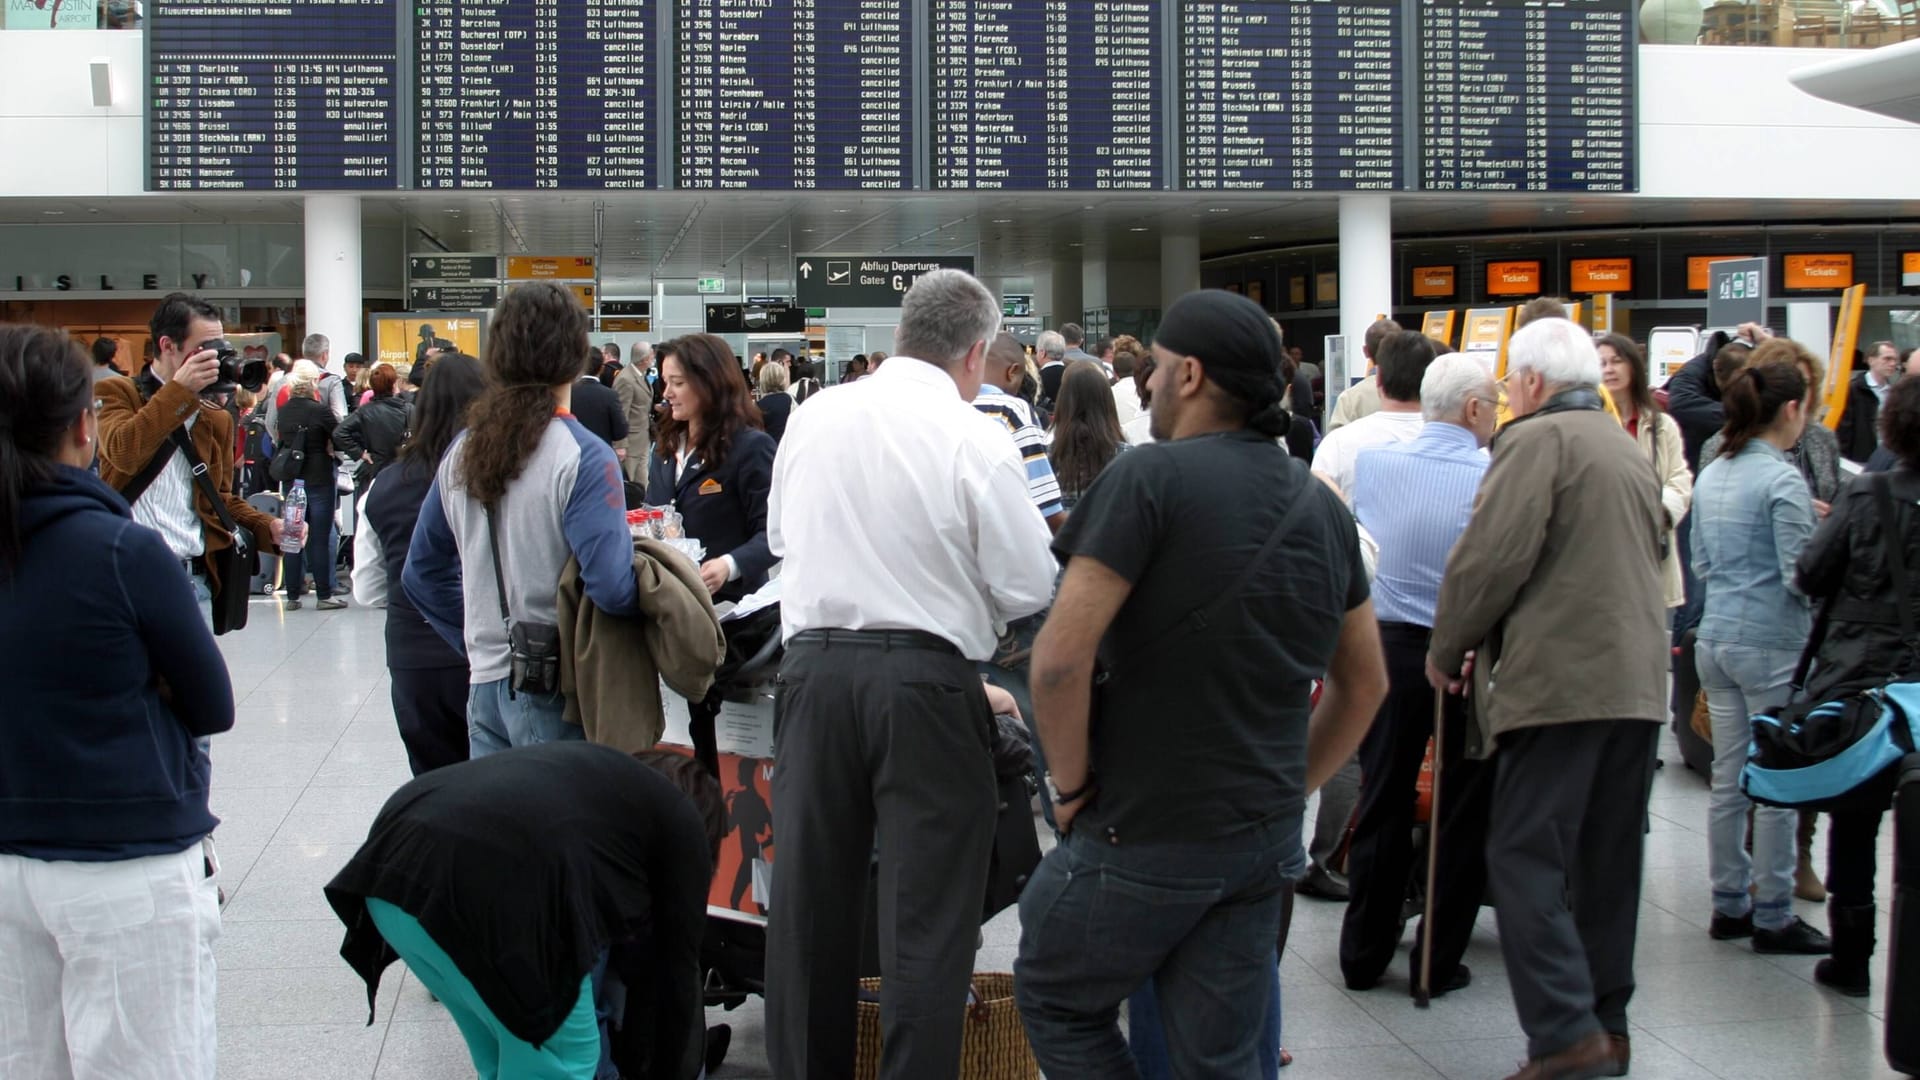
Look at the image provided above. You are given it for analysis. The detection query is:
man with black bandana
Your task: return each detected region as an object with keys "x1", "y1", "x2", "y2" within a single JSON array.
[{"x1": 1013, "y1": 288, "x2": 1389, "y2": 1074}]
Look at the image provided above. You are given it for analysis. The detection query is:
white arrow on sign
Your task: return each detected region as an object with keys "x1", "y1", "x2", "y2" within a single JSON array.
[{"x1": 798, "y1": 261, "x2": 813, "y2": 279}]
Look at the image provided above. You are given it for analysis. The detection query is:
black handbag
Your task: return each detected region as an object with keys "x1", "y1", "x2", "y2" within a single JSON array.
[
  {"x1": 268, "y1": 428, "x2": 306, "y2": 484},
  {"x1": 485, "y1": 505, "x2": 561, "y2": 698}
]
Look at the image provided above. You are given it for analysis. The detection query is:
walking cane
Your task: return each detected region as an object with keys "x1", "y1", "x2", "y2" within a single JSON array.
[{"x1": 1414, "y1": 687, "x2": 1445, "y2": 1009}]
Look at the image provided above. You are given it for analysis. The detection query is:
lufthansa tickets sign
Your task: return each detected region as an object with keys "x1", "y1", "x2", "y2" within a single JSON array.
[
  {"x1": 795, "y1": 255, "x2": 976, "y2": 308},
  {"x1": 1782, "y1": 254, "x2": 1853, "y2": 291},
  {"x1": 1486, "y1": 260, "x2": 1541, "y2": 297},
  {"x1": 1569, "y1": 258, "x2": 1632, "y2": 294}
]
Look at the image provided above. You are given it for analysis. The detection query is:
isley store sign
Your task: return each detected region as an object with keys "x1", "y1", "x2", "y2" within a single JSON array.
[{"x1": 10, "y1": 272, "x2": 223, "y2": 291}]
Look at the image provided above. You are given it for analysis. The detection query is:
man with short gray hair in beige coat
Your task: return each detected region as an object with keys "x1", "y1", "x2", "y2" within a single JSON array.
[{"x1": 1426, "y1": 317, "x2": 1668, "y2": 1080}]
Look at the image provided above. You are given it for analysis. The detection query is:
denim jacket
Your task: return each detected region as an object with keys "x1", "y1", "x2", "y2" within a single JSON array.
[{"x1": 1692, "y1": 440, "x2": 1815, "y2": 650}]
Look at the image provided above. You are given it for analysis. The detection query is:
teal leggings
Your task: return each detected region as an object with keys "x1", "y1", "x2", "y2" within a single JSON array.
[{"x1": 366, "y1": 898, "x2": 602, "y2": 1080}]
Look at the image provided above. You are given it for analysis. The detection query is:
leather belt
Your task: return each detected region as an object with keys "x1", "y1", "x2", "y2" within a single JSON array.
[{"x1": 789, "y1": 628, "x2": 961, "y2": 656}]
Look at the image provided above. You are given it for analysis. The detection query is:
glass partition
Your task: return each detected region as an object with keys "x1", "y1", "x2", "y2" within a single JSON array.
[{"x1": 1639, "y1": 0, "x2": 1918, "y2": 48}]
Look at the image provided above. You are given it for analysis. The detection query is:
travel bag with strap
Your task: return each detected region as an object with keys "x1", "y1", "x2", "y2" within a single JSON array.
[
  {"x1": 484, "y1": 504, "x2": 562, "y2": 698},
  {"x1": 120, "y1": 427, "x2": 255, "y2": 636},
  {"x1": 1743, "y1": 473, "x2": 1920, "y2": 812}
]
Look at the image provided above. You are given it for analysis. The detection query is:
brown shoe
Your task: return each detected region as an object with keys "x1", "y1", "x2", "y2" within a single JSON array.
[
  {"x1": 1501, "y1": 1032, "x2": 1621, "y2": 1080},
  {"x1": 1608, "y1": 1033, "x2": 1630, "y2": 1076}
]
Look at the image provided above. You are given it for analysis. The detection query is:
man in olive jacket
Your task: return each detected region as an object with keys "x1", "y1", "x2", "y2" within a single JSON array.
[{"x1": 1426, "y1": 318, "x2": 1667, "y2": 1080}]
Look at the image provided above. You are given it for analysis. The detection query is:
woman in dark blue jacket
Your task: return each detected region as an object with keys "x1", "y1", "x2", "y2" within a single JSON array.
[
  {"x1": 352, "y1": 353, "x2": 487, "y2": 776},
  {"x1": 0, "y1": 323, "x2": 234, "y2": 1077},
  {"x1": 647, "y1": 333, "x2": 776, "y2": 605}
]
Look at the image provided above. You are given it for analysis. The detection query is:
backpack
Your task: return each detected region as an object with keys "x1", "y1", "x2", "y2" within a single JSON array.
[{"x1": 243, "y1": 413, "x2": 270, "y2": 464}]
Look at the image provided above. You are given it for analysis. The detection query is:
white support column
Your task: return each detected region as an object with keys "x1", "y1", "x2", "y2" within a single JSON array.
[
  {"x1": 1160, "y1": 231, "x2": 1200, "y2": 310},
  {"x1": 1335, "y1": 194, "x2": 1393, "y2": 391},
  {"x1": 303, "y1": 194, "x2": 363, "y2": 372}
]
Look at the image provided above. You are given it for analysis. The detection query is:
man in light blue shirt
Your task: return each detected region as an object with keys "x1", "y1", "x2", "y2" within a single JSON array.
[{"x1": 1339, "y1": 354, "x2": 1502, "y2": 999}]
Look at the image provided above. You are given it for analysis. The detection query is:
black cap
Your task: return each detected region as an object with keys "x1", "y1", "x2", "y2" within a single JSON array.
[
  {"x1": 417, "y1": 324, "x2": 434, "y2": 339},
  {"x1": 1155, "y1": 289, "x2": 1288, "y2": 436},
  {"x1": 343, "y1": 351, "x2": 366, "y2": 367}
]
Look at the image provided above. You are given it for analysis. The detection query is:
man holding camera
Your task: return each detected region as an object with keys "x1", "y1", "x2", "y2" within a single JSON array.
[{"x1": 97, "y1": 293, "x2": 284, "y2": 631}]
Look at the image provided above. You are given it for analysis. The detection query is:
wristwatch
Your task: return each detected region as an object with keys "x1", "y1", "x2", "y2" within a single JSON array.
[{"x1": 1045, "y1": 772, "x2": 1095, "y2": 806}]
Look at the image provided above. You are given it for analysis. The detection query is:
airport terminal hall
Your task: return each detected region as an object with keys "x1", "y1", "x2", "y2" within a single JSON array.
[{"x1": 5, "y1": 2, "x2": 1920, "y2": 1079}]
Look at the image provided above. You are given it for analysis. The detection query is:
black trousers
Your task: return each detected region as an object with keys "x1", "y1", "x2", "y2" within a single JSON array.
[
  {"x1": 389, "y1": 664, "x2": 470, "y2": 777},
  {"x1": 1487, "y1": 719, "x2": 1659, "y2": 1060},
  {"x1": 1828, "y1": 806, "x2": 1886, "y2": 907},
  {"x1": 765, "y1": 635, "x2": 997, "y2": 1080},
  {"x1": 1339, "y1": 624, "x2": 1492, "y2": 990}
]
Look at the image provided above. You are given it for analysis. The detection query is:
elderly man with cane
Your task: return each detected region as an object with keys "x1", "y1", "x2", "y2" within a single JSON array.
[{"x1": 1339, "y1": 353, "x2": 1501, "y2": 1002}]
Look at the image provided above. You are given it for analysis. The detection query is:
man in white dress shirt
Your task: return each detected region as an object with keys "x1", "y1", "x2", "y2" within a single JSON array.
[{"x1": 765, "y1": 269, "x2": 1056, "y2": 1080}]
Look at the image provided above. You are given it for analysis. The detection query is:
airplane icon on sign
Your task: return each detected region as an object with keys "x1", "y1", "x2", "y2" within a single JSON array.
[{"x1": 826, "y1": 261, "x2": 851, "y2": 284}]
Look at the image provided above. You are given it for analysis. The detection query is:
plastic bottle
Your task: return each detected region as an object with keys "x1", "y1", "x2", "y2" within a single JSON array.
[{"x1": 282, "y1": 480, "x2": 307, "y2": 554}]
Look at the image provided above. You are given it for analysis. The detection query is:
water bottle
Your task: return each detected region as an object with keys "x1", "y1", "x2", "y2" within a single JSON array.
[{"x1": 282, "y1": 480, "x2": 307, "y2": 554}]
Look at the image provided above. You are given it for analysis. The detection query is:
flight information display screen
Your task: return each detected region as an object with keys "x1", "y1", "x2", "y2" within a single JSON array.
[
  {"x1": 148, "y1": 0, "x2": 400, "y2": 190},
  {"x1": 931, "y1": 0, "x2": 1164, "y2": 190},
  {"x1": 678, "y1": 0, "x2": 912, "y2": 189},
  {"x1": 1182, "y1": 0, "x2": 1404, "y2": 191},
  {"x1": 415, "y1": 0, "x2": 657, "y2": 189},
  {"x1": 1419, "y1": 0, "x2": 1635, "y2": 191}
]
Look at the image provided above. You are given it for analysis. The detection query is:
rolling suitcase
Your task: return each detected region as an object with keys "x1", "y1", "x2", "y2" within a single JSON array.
[
  {"x1": 245, "y1": 491, "x2": 282, "y2": 595},
  {"x1": 1889, "y1": 753, "x2": 1920, "y2": 1076}
]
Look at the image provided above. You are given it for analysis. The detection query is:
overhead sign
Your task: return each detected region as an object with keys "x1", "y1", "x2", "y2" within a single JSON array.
[
  {"x1": 1569, "y1": 258, "x2": 1633, "y2": 294},
  {"x1": 507, "y1": 255, "x2": 596, "y2": 280},
  {"x1": 706, "y1": 303, "x2": 808, "y2": 335},
  {"x1": 1904, "y1": 252, "x2": 1920, "y2": 289},
  {"x1": 599, "y1": 300, "x2": 652, "y2": 318},
  {"x1": 1002, "y1": 294, "x2": 1034, "y2": 318},
  {"x1": 795, "y1": 255, "x2": 976, "y2": 308},
  {"x1": 1485, "y1": 260, "x2": 1541, "y2": 297},
  {"x1": 409, "y1": 284, "x2": 499, "y2": 310},
  {"x1": 409, "y1": 254, "x2": 499, "y2": 282},
  {"x1": 1707, "y1": 257, "x2": 1767, "y2": 328},
  {"x1": 1782, "y1": 253, "x2": 1853, "y2": 291},
  {"x1": 1688, "y1": 255, "x2": 1753, "y2": 292},
  {"x1": 697, "y1": 276, "x2": 728, "y2": 294},
  {"x1": 1314, "y1": 271, "x2": 1339, "y2": 305},
  {"x1": 1411, "y1": 266, "x2": 1456, "y2": 299}
]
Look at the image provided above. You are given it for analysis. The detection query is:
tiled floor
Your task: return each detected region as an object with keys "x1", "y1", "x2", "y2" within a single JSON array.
[{"x1": 210, "y1": 602, "x2": 1906, "y2": 1079}]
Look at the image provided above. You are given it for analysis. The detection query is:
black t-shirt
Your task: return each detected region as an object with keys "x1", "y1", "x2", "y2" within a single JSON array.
[{"x1": 1052, "y1": 430, "x2": 1369, "y2": 845}]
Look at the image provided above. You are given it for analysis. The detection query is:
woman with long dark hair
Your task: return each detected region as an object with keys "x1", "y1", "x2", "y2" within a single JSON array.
[
  {"x1": 0, "y1": 324, "x2": 232, "y2": 1076},
  {"x1": 1690, "y1": 359, "x2": 1831, "y2": 955},
  {"x1": 1049, "y1": 359, "x2": 1128, "y2": 512},
  {"x1": 647, "y1": 333, "x2": 776, "y2": 602},
  {"x1": 353, "y1": 354, "x2": 487, "y2": 775},
  {"x1": 403, "y1": 282, "x2": 640, "y2": 757},
  {"x1": 1598, "y1": 333, "x2": 1692, "y2": 611}
]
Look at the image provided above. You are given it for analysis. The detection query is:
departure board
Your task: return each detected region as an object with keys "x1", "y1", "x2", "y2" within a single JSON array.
[
  {"x1": 415, "y1": 0, "x2": 657, "y2": 189},
  {"x1": 932, "y1": 0, "x2": 1163, "y2": 190},
  {"x1": 1419, "y1": 0, "x2": 1635, "y2": 192},
  {"x1": 1182, "y1": 0, "x2": 1404, "y2": 191},
  {"x1": 678, "y1": 0, "x2": 912, "y2": 188},
  {"x1": 148, "y1": 0, "x2": 400, "y2": 190}
]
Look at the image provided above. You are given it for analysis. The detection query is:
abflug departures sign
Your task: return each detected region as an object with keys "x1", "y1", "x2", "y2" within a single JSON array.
[{"x1": 795, "y1": 256, "x2": 976, "y2": 308}]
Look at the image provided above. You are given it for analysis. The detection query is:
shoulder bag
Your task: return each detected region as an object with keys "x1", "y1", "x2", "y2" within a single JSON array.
[
  {"x1": 485, "y1": 504, "x2": 561, "y2": 698},
  {"x1": 175, "y1": 430, "x2": 255, "y2": 636},
  {"x1": 1743, "y1": 473, "x2": 1920, "y2": 811},
  {"x1": 269, "y1": 420, "x2": 307, "y2": 483}
]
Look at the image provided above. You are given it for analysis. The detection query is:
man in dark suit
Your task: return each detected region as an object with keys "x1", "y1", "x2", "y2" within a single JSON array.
[
  {"x1": 572, "y1": 351, "x2": 630, "y2": 449},
  {"x1": 1837, "y1": 341, "x2": 1900, "y2": 464}
]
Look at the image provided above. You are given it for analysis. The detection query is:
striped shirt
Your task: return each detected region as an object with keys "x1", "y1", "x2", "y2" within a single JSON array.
[
  {"x1": 972, "y1": 384, "x2": 1064, "y2": 518},
  {"x1": 129, "y1": 412, "x2": 206, "y2": 560},
  {"x1": 1350, "y1": 421, "x2": 1488, "y2": 627}
]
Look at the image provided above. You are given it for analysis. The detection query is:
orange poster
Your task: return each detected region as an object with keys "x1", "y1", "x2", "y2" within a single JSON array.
[
  {"x1": 1905, "y1": 252, "x2": 1920, "y2": 288},
  {"x1": 1315, "y1": 271, "x2": 1339, "y2": 304},
  {"x1": 1569, "y1": 258, "x2": 1632, "y2": 293},
  {"x1": 506, "y1": 255, "x2": 597, "y2": 280},
  {"x1": 1486, "y1": 261, "x2": 1541, "y2": 297},
  {"x1": 1688, "y1": 256, "x2": 1754, "y2": 292},
  {"x1": 1782, "y1": 254, "x2": 1853, "y2": 290},
  {"x1": 1411, "y1": 266, "x2": 1456, "y2": 299}
]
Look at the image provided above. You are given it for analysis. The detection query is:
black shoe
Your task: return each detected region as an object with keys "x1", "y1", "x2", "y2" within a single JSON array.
[
  {"x1": 1754, "y1": 916, "x2": 1832, "y2": 955},
  {"x1": 705, "y1": 1023, "x2": 732, "y2": 1073},
  {"x1": 1297, "y1": 865, "x2": 1350, "y2": 902},
  {"x1": 1814, "y1": 957, "x2": 1871, "y2": 997},
  {"x1": 1408, "y1": 963, "x2": 1472, "y2": 999},
  {"x1": 1708, "y1": 912, "x2": 1754, "y2": 940}
]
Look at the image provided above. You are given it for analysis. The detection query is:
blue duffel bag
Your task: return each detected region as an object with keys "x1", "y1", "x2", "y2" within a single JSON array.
[{"x1": 1743, "y1": 473, "x2": 1920, "y2": 813}]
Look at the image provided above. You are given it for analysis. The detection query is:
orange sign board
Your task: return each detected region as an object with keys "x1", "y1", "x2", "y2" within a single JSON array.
[
  {"x1": 1569, "y1": 258, "x2": 1632, "y2": 293},
  {"x1": 569, "y1": 283, "x2": 596, "y2": 309},
  {"x1": 1462, "y1": 308, "x2": 1511, "y2": 351},
  {"x1": 506, "y1": 255, "x2": 597, "y2": 280},
  {"x1": 1289, "y1": 277, "x2": 1306, "y2": 307},
  {"x1": 1688, "y1": 256, "x2": 1753, "y2": 292},
  {"x1": 1904, "y1": 252, "x2": 1920, "y2": 288},
  {"x1": 1315, "y1": 271, "x2": 1339, "y2": 304},
  {"x1": 1782, "y1": 254, "x2": 1853, "y2": 291},
  {"x1": 1486, "y1": 260, "x2": 1541, "y2": 297},
  {"x1": 1411, "y1": 266, "x2": 1456, "y2": 298},
  {"x1": 599, "y1": 318, "x2": 652, "y2": 333}
]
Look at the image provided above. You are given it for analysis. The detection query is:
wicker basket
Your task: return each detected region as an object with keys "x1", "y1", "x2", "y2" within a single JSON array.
[{"x1": 853, "y1": 973, "x2": 1038, "y2": 1080}]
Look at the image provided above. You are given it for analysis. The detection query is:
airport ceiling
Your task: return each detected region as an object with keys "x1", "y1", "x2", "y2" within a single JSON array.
[{"x1": 8, "y1": 191, "x2": 1920, "y2": 290}]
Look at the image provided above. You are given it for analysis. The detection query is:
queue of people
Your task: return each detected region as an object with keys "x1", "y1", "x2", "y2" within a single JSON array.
[{"x1": 4, "y1": 275, "x2": 1917, "y2": 1080}]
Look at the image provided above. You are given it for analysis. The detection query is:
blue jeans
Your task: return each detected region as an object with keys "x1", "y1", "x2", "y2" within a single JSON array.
[
  {"x1": 283, "y1": 478, "x2": 338, "y2": 600},
  {"x1": 467, "y1": 677, "x2": 581, "y2": 759},
  {"x1": 1696, "y1": 639, "x2": 1800, "y2": 929},
  {"x1": 1015, "y1": 820, "x2": 1296, "y2": 1077}
]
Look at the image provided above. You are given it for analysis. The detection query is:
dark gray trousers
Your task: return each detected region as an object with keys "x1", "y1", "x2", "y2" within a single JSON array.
[
  {"x1": 765, "y1": 637, "x2": 997, "y2": 1080},
  {"x1": 1486, "y1": 719, "x2": 1659, "y2": 1059}
]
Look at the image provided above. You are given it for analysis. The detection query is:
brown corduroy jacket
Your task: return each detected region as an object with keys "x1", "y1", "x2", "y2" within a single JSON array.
[{"x1": 95, "y1": 373, "x2": 280, "y2": 596}]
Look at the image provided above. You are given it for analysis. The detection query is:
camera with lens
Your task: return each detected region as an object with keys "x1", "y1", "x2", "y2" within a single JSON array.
[{"x1": 198, "y1": 338, "x2": 269, "y2": 396}]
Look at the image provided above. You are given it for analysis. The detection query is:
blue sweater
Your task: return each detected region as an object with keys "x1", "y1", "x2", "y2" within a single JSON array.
[{"x1": 0, "y1": 466, "x2": 235, "y2": 861}]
